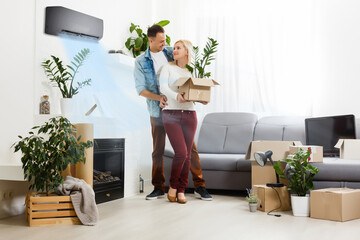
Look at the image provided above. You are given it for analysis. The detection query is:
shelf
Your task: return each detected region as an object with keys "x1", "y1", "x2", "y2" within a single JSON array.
[{"x1": 0, "y1": 164, "x2": 25, "y2": 181}]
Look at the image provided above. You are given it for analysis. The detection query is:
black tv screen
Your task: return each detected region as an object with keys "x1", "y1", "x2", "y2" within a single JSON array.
[{"x1": 305, "y1": 115, "x2": 356, "y2": 156}]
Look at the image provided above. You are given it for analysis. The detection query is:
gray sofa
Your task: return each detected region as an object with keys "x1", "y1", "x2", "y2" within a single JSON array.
[{"x1": 163, "y1": 112, "x2": 360, "y2": 191}]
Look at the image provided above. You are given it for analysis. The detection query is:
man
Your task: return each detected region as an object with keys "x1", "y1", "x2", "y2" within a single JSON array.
[{"x1": 134, "y1": 24, "x2": 212, "y2": 201}]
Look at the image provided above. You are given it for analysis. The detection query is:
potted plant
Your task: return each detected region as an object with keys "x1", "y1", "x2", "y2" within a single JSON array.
[
  {"x1": 41, "y1": 48, "x2": 91, "y2": 115},
  {"x1": 186, "y1": 37, "x2": 219, "y2": 78},
  {"x1": 174, "y1": 37, "x2": 219, "y2": 102},
  {"x1": 13, "y1": 116, "x2": 93, "y2": 195},
  {"x1": 246, "y1": 187, "x2": 258, "y2": 212},
  {"x1": 273, "y1": 147, "x2": 320, "y2": 217},
  {"x1": 125, "y1": 20, "x2": 171, "y2": 57}
]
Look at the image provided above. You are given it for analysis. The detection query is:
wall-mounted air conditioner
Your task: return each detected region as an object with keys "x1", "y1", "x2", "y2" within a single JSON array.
[{"x1": 45, "y1": 6, "x2": 103, "y2": 40}]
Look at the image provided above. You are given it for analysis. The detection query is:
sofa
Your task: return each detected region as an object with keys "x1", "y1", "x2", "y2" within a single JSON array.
[{"x1": 163, "y1": 112, "x2": 360, "y2": 191}]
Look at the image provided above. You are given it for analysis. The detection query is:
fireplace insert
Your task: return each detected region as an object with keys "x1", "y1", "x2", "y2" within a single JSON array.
[{"x1": 93, "y1": 138, "x2": 124, "y2": 204}]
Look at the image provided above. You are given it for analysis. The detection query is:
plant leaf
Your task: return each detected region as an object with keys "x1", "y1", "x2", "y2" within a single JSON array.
[
  {"x1": 134, "y1": 37, "x2": 143, "y2": 49},
  {"x1": 157, "y1": 20, "x2": 170, "y2": 27}
]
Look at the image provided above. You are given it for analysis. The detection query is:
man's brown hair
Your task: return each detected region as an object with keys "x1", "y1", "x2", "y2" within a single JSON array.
[{"x1": 147, "y1": 24, "x2": 164, "y2": 38}]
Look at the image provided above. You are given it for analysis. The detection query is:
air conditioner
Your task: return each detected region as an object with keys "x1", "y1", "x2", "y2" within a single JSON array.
[{"x1": 45, "y1": 6, "x2": 103, "y2": 40}]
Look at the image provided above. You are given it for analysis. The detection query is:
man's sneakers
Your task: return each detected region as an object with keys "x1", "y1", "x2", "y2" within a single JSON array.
[
  {"x1": 145, "y1": 188, "x2": 165, "y2": 200},
  {"x1": 194, "y1": 186, "x2": 213, "y2": 201}
]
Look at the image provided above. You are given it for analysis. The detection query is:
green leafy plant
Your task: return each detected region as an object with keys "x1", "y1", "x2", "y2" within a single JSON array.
[
  {"x1": 273, "y1": 148, "x2": 320, "y2": 196},
  {"x1": 13, "y1": 116, "x2": 93, "y2": 195},
  {"x1": 186, "y1": 37, "x2": 219, "y2": 78},
  {"x1": 125, "y1": 20, "x2": 171, "y2": 58},
  {"x1": 41, "y1": 48, "x2": 91, "y2": 98},
  {"x1": 246, "y1": 187, "x2": 258, "y2": 203}
]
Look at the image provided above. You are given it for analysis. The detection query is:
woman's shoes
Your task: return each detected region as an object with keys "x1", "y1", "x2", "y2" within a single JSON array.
[
  {"x1": 167, "y1": 187, "x2": 177, "y2": 202},
  {"x1": 177, "y1": 193, "x2": 187, "y2": 204},
  {"x1": 168, "y1": 188, "x2": 187, "y2": 203}
]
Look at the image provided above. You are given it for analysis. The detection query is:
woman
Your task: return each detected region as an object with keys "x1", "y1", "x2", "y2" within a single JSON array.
[{"x1": 159, "y1": 40, "x2": 206, "y2": 204}]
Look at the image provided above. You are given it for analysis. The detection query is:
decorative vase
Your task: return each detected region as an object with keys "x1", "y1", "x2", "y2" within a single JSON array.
[
  {"x1": 249, "y1": 203, "x2": 258, "y2": 212},
  {"x1": 291, "y1": 194, "x2": 310, "y2": 217},
  {"x1": 60, "y1": 98, "x2": 74, "y2": 116}
]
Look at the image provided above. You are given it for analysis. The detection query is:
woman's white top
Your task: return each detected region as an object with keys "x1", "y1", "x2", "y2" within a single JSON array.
[{"x1": 159, "y1": 63, "x2": 195, "y2": 111}]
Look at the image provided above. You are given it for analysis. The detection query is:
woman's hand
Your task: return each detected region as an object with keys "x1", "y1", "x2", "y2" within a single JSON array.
[{"x1": 177, "y1": 92, "x2": 187, "y2": 103}]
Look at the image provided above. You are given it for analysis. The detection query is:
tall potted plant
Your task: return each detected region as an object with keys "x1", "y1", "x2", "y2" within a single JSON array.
[
  {"x1": 13, "y1": 116, "x2": 93, "y2": 195},
  {"x1": 273, "y1": 147, "x2": 319, "y2": 216},
  {"x1": 41, "y1": 48, "x2": 91, "y2": 115}
]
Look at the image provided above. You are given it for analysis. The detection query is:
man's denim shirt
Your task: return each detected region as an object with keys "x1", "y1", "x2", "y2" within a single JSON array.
[{"x1": 134, "y1": 47, "x2": 173, "y2": 118}]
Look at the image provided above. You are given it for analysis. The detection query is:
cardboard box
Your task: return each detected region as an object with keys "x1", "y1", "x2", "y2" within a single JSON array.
[
  {"x1": 289, "y1": 145, "x2": 323, "y2": 163},
  {"x1": 174, "y1": 77, "x2": 219, "y2": 102},
  {"x1": 251, "y1": 161, "x2": 289, "y2": 186},
  {"x1": 334, "y1": 139, "x2": 360, "y2": 160},
  {"x1": 245, "y1": 141, "x2": 302, "y2": 161},
  {"x1": 246, "y1": 141, "x2": 302, "y2": 186},
  {"x1": 253, "y1": 185, "x2": 291, "y2": 212},
  {"x1": 310, "y1": 188, "x2": 360, "y2": 222}
]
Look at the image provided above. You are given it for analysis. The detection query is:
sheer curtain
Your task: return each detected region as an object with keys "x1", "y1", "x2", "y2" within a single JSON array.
[{"x1": 153, "y1": 0, "x2": 318, "y2": 118}]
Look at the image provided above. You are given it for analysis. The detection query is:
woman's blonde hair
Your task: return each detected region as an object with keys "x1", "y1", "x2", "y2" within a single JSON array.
[{"x1": 174, "y1": 40, "x2": 193, "y2": 66}]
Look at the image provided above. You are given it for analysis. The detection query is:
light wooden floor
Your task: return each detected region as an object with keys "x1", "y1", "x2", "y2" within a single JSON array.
[{"x1": 1, "y1": 190, "x2": 360, "y2": 240}]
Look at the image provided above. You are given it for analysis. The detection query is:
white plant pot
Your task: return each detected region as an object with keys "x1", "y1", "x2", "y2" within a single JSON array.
[
  {"x1": 291, "y1": 194, "x2": 310, "y2": 217},
  {"x1": 249, "y1": 203, "x2": 258, "y2": 212},
  {"x1": 60, "y1": 98, "x2": 74, "y2": 117}
]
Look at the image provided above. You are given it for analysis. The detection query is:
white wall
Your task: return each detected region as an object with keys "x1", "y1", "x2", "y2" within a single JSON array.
[
  {"x1": 0, "y1": 0, "x2": 35, "y2": 165},
  {"x1": 0, "y1": 0, "x2": 36, "y2": 219}
]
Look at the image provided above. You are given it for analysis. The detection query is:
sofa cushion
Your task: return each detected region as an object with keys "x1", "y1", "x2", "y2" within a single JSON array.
[
  {"x1": 253, "y1": 124, "x2": 283, "y2": 141},
  {"x1": 312, "y1": 162, "x2": 360, "y2": 182},
  {"x1": 198, "y1": 153, "x2": 250, "y2": 171},
  {"x1": 196, "y1": 123, "x2": 227, "y2": 153},
  {"x1": 223, "y1": 124, "x2": 256, "y2": 154},
  {"x1": 283, "y1": 124, "x2": 306, "y2": 143},
  {"x1": 197, "y1": 112, "x2": 258, "y2": 154},
  {"x1": 254, "y1": 116, "x2": 306, "y2": 143}
]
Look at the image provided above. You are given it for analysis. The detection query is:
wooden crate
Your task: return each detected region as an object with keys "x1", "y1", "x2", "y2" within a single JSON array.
[{"x1": 25, "y1": 193, "x2": 81, "y2": 227}]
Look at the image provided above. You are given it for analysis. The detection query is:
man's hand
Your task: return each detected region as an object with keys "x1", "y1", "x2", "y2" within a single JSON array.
[
  {"x1": 159, "y1": 95, "x2": 168, "y2": 108},
  {"x1": 177, "y1": 92, "x2": 187, "y2": 103}
]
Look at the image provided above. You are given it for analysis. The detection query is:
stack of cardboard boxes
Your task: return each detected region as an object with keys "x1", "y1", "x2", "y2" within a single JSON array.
[
  {"x1": 246, "y1": 138, "x2": 360, "y2": 222},
  {"x1": 245, "y1": 140, "x2": 323, "y2": 213}
]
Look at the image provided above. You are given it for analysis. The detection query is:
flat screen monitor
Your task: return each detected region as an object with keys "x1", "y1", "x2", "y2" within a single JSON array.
[{"x1": 305, "y1": 114, "x2": 356, "y2": 157}]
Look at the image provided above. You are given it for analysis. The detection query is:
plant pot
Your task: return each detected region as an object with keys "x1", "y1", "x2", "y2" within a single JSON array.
[
  {"x1": 291, "y1": 194, "x2": 310, "y2": 217},
  {"x1": 25, "y1": 193, "x2": 80, "y2": 226},
  {"x1": 249, "y1": 203, "x2": 258, "y2": 212},
  {"x1": 60, "y1": 98, "x2": 74, "y2": 116}
]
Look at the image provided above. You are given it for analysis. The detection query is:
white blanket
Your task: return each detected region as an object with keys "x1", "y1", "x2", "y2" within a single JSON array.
[{"x1": 57, "y1": 176, "x2": 99, "y2": 226}]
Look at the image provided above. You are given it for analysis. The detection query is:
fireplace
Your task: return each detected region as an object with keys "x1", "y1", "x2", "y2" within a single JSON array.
[{"x1": 93, "y1": 138, "x2": 125, "y2": 204}]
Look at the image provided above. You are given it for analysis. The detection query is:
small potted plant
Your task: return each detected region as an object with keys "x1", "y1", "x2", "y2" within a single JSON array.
[
  {"x1": 41, "y1": 48, "x2": 91, "y2": 115},
  {"x1": 246, "y1": 187, "x2": 258, "y2": 212},
  {"x1": 273, "y1": 147, "x2": 320, "y2": 217}
]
